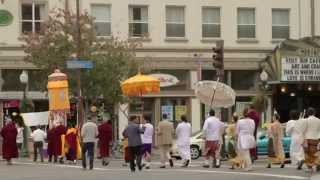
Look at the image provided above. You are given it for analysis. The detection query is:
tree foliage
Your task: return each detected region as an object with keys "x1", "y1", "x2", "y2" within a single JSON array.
[{"x1": 20, "y1": 9, "x2": 139, "y2": 108}]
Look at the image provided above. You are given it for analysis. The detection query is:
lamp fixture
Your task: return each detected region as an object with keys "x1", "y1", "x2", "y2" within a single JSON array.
[
  {"x1": 280, "y1": 86, "x2": 287, "y2": 93},
  {"x1": 307, "y1": 85, "x2": 312, "y2": 91}
]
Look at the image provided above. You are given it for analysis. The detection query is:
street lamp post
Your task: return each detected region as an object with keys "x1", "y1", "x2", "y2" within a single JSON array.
[
  {"x1": 19, "y1": 70, "x2": 29, "y2": 157},
  {"x1": 259, "y1": 70, "x2": 269, "y2": 126},
  {"x1": 75, "y1": 0, "x2": 84, "y2": 126}
]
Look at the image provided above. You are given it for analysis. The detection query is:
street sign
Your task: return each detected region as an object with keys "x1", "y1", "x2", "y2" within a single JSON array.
[{"x1": 66, "y1": 60, "x2": 93, "y2": 69}]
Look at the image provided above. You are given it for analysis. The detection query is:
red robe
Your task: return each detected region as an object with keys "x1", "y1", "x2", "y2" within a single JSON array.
[
  {"x1": 53, "y1": 125, "x2": 67, "y2": 156},
  {"x1": 47, "y1": 128, "x2": 55, "y2": 156},
  {"x1": 98, "y1": 122, "x2": 112, "y2": 157},
  {"x1": 65, "y1": 128, "x2": 78, "y2": 161},
  {"x1": 1, "y1": 122, "x2": 18, "y2": 159}
]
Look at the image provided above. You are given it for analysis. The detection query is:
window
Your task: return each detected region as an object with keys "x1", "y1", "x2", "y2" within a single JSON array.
[
  {"x1": 237, "y1": 8, "x2": 255, "y2": 38},
  {"x1": 231, "y1": 70, "x2": 258, "y2": 90},
  {"x1": 202, "y1": 7, "x2": 220, "y2": 38},
  {"x1": 129, "y1": 6, "x2": 148, "y2": 37},
  {"x1": 21, "y1": 2, "x2": 46, "y2": 33},
  {"x1": 91, "y1": 5, "x2": 111, "y2": 36},
  {"x1": 166, "y1": 6, "x2": 185, "y2": 38},
  {"x1": 272, "y1": 9, "x2": 290, "y2": 39}
]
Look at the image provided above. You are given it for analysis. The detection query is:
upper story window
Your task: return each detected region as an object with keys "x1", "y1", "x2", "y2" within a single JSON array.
[
  {"x1": 129, "y1": 6, "x2": 148, "y2": 37},
  {"x1": 91, "y1": 4, "x2": 111, "y2": 37},
  {"x1": 202, "y1": 7, "x2": 221, "y2": 38},
  {"x1": 237, "y1": 8, "x2": 255, "y2": 39},
  {"x1": 166, "y1": 6, "x2": 185, "y2": 38},
  {"x1": 21, "y1": 2, "x2": 46, "y2": 34},
  {"x1": 272, "y1": 9, "x2": 290, "y2": 39}
]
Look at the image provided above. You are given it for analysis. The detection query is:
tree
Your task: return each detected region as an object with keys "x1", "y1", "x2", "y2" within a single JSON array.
[{"x1": 20, "y1": 9, "x2": 139, "y2": 112}]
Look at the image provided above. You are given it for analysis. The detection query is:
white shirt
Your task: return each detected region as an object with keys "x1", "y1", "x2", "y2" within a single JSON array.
[
  {"x1": 16, "y1": 127, "x2": 24, "y2": 144},
  {"x1": 31, "y1": 129, "x2": 47, "y2": 142},
  {"x1": 142, "y1": 123, "x2": 154, "y2": 144},
  {"x1": 236, "y1": 118, "x2": 256, "y2": 150},
  {"x1": 176, "y1": 121, "x2": 191, "y2": 146},
  {"x1": 300, "y1": 116, "x2": 320, "y2": 139},
  {"x1": 202, "y1": 116, "x2": 224, "y2": 141}
]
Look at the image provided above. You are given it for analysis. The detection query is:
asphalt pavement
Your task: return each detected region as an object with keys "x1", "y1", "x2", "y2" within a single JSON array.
[{"x1": 0, "y1": 158, "x2": 317, "y2": 180}]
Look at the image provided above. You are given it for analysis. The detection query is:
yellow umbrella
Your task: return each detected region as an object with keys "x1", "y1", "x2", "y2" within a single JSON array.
[{"x1": 121, "y1": 73, "x2": 160, "y2": 96}]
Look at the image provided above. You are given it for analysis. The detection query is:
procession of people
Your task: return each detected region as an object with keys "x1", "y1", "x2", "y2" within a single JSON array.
[{"x1": 0, "y1": 106, "x2": 320, "y2": 174}]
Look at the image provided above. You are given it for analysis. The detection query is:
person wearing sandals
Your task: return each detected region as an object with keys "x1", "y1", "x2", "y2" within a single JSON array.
[
  {"x1": 176, "y1": 115, "x2": 192, "y2": 167},
  {"x1": 236, "y1": 108, "x2": 256, "y2": 171},
  {"x1": 266, "y1": 113, "x2": 285, "y2": 169}
]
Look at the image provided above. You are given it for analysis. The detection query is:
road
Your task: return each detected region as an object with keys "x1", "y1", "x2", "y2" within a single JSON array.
[{"x1": 0, "y1": 158, "x2": 316, "y2": 180}]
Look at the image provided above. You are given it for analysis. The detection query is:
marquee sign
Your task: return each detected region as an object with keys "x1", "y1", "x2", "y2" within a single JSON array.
[
  {"x1": 0, "y1": 10, "x2": 13, "y2": 26},
  {"x1": 281, "y1": 49, "x2": 320, "y2": 82}
]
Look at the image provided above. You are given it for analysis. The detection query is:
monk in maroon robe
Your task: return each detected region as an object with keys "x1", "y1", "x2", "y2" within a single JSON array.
[
  {"x1": 1, "y1": 119, "x2": 18, "y2": 165},
  {"x1": 53, "y1": 123, "x2": 67, "y2": 163},
  {"x1": 248, "y1": 105, "x2": 260, "y2": 161},
  {"x1": 65, "y1": 125, "x2": 80, "y2": 163},
  {"x1": 47, "y1": 127, "x2": 56, "y2": 163},
  {"x1": 98, "y1": 120, "x2": 112, "y2": 166}
]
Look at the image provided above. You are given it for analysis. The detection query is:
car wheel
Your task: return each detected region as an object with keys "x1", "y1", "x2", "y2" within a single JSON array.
[{"x1": 190, "y1": 146, "x2": 200, "y2": 160}]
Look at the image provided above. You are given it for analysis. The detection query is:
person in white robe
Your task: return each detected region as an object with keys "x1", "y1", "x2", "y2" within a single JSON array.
[
  {"x1": 286, "y1": 110, "x2": 305, "y2": 169},
  {"x1": 236, "y1": 108, "x2": 256, "y2": 171},
  {"x1": 176, "y1": 115, "x2": 192, "y2": 167}
]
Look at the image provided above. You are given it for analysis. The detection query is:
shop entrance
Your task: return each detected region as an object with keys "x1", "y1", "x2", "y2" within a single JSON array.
[{"x1": 274, "y1": 84, "x2": 320, "y2": 122}]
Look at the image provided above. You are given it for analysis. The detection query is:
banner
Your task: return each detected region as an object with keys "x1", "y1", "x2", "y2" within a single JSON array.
[
  {"x1": 21, "y1": 111, "x2": 49, "y2": 127},
  {"x1": 175, "y1": 105, "x2": 187, "y2": 121},
  {"x1": 161, "y1": 105, "x2": 173, "y2": 121}
]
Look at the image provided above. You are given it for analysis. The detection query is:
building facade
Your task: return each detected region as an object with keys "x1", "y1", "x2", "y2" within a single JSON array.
[{"x1": 0, "y1": 0, "x2": 319, "y2": 135}]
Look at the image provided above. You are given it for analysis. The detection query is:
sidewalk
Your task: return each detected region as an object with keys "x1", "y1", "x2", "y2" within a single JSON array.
[{"x1": 311, "y1": 174, "x2": 320, "y2": 180}]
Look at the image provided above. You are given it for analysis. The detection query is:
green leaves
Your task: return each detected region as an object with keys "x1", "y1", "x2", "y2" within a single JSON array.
[{"x1": 20, "y1": 8, "x2": 139, "y2": 109}]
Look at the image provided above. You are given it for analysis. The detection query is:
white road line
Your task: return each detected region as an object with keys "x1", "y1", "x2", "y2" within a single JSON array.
[{"x1": 15, "y1": 162, "x2": 309, "y2": 180}]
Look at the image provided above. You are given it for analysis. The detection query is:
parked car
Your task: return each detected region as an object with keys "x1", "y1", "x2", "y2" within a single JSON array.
[
  {"x1": 256, "y1": 129, "x2": 291, "y2": 156},
  {"x1": 171, "y1": 130, "x2": 204, "y2": 160}
]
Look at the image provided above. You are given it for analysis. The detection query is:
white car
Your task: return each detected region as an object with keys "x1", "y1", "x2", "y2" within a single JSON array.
[{"x1": 171, "y1": 131, "x2": 204, "y2": 160}]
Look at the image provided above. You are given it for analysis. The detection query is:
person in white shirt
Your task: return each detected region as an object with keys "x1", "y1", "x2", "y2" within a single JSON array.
[
  {"x1": 286, "y1": 110, "x2": 305, "y2": 169},
  {"x1": 236, "y1": 108, "x2": 256, "y2": 171},
  {"x1": 202, "y1": 109, "x2": 225, "y2": 168},
  {"x1": 31, "y1": 126, "x2": 47, "y2": 162},
  {"x1": 300, "y1": 107, "x2": 320, "y2": 172},
  {"x1": 141, "y1": 116, "x2": 154, "y2": 169},
  {"x1": 16, "y1": 123, "x2": 24, "y2": 156},
  {"x1": 176, "y1": 115, "x2": 192, "y2": 167}
]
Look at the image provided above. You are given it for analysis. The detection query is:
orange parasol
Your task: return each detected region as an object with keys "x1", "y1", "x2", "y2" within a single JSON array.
[{"x1": 121, "y1": 72, "x2": 160, "y2": 96}]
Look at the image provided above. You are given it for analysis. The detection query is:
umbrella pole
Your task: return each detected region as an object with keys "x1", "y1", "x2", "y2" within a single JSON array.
[{"x1": 209, "y1": 77, "x2": 220, "y2": 108}]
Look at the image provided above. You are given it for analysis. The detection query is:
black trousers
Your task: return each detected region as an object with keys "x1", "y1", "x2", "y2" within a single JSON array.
[
  {"x1": 33, "y1": 141, "x2": 44, "y2": 162},
  {"x1": 129, "y1": 145, "x2": 142, "y2": 171},
  {"x1": 82, "y1": 142, "x2": 95, "y2": 169}
]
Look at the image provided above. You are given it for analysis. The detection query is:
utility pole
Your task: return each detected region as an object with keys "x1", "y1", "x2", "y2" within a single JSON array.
[{"x1": 76, "y1": 0, "x2": 84, "y2": 126}]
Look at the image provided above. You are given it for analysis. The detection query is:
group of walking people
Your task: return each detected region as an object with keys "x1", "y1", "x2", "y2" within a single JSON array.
[{"x1": 1, "y1": 106, "x2": 320, "y2": 173}]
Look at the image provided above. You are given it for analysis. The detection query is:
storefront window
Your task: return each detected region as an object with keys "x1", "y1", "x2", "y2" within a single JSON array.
[
  {"x1": 201, "y1": 70, "x2": 227, "y2": 82},
  {"x1": 231, "y1": 70, "x2": 258, "y2": 90},
  {"x1": 1, "y1": 70, "x2": 24, "y2": 91},
  {"x1": 161, "y1": 98, "x2": 187, "y2": 127}
]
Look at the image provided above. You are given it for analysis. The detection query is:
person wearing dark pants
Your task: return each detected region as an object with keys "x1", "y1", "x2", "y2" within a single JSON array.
[
  {"x1": 129, "y1": 145, "x2": 142, "y2": 171},
  {"x1": 123, "y1": 115, "x2": 145, "y2": 172},
  {"x1": 81, "y1": 117, "x2": 98, "y2": 170},
  {"x1": 31, "y1": 126, "x2": 46, "y2": 163},
  {"x1": 33, "y1": 141, "x2": 44, "y2": 162},
  {"x1": 82, "y1": 142, "x2": 95, "y2": 170}
]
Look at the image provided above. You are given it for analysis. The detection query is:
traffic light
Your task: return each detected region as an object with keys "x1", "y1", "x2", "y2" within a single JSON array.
[{"x1": 212, "y1": 41, "x2": 224, "y2": 69}]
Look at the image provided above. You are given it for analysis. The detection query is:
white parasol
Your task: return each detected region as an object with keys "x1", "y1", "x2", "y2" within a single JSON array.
[{"x1": 195, "y1": 80, "x2": 236, "y2": 108}]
